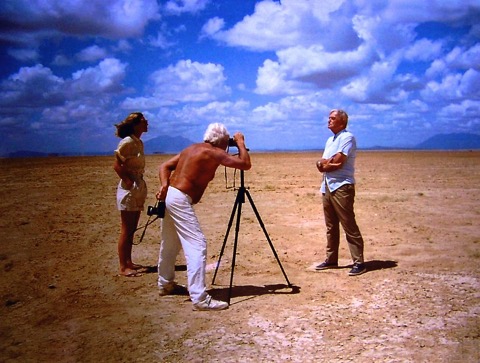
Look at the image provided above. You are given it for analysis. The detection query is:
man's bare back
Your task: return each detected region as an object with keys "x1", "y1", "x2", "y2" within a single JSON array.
[
  {"x1": 158, "y1": 132, "x2": 251, "y2": 204},
  {"x1": 169, "y1": 143, "x2": 225, "y2": 203}
]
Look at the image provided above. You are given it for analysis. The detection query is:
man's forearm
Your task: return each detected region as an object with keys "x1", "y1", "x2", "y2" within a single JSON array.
[
  {"x1": 159, "y1": 167, "x2": 171, "y2": 187},
  {"x1": 237, "y1": 144, "x2": 251, "y2": 169}
]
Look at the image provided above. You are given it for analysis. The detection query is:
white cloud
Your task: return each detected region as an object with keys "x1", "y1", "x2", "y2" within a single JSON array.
[
  {"x1": 164, "y1": 0, "x2": 209, "y2": 14},
  {"x1": 148, "y1": 31, "x2": 176, "y2": 49},
  {"x1": 176, "y1": 100, "x2": 250, "y2": 129},
  {"x1": 76, "y1": 45, "x2": 109, "y2": 62},
  {"x1": 0, "y1": 64, "x2": 65, "y2": 108},
  {"x1": 7, "y1": 48, "x2": 39, "y2": 62},
  {"x1": 445, "y1": 44, "x2": 480, "y2": 71},
  {"x1": 435, "y1": 99, "x2": 480, "y2": 132},
  {"x1": 380, "y1": 0, "x2": 480, "y2": 24},
  {"x1": 200, "y1": 17, "x2": 225, "y2": 39},
  {"x1": 148, "y1": 60, "x2": 230, "y2": 104},
  {"x1": 0, "y1": 59, "x2": 129, "y2": 138},
  {"x1": 0, "y1": 0, "x2": 160, "y2": 44},
  {"x1": 404, "y1": 39, "x2": 444, "y2": 62},
  {"x1": 121, "y1": 96, "x2": 177, "y2": 110},
  {"x1": 255, "y1": 59, "x2": 314, "y2": 96},
  {"x1": 114, "y1": 40, "x2": 133, "y2": 53},
  {"x1": 122, "y1": 60, "x2": 231, "y2": 109},
  {"x1": 341, "y1": 58, "x2": 402, "y2": 103},
  {"x1": 205, "y1": 0, "x2": 352, "y2": 52},
  {"x1": 252, "y1": 93, "x2": 326, "y2": 124},
  {"x1": 71, "y1": 58, "x2": 127, "y2": 94},
  {"x1": 421, "y1": 68, "x2": 480, "y2": 103},
  {"x1": 425, "y1": 59, "x2": 446, "y2": 79},
  {"x1": 425, "y1": 43, "x2": 480, "y2": 81},
  {"x1": 2, "y1": 0, "x2": 480, "y2": 153},
  {"x1": 246, "y1": 0, "x2": 417, "y2": 98},
  {"x1": 52, "y1": 54, "x2": 71, "y2": 66},
  {"x1": 460, "y1": 69, "x2": 480, "y2": 97}
]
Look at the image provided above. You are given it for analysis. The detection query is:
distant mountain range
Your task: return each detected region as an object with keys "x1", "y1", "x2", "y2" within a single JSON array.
[
  {"x1": 3, "y1": 133, "x2": 480, "y2": 158},
  {"x1": 415, "y1": 133, "x2": 480, "y2": 150}
]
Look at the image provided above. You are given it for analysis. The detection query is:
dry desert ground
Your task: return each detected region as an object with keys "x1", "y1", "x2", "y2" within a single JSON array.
[{"x1": 1, "y1": 151, "x2": 479, "y2": 362}]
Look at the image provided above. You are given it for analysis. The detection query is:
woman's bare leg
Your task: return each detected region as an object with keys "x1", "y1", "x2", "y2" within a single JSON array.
[{"x1": 118, "y1": 211, "x2": 141, "y2": 276}]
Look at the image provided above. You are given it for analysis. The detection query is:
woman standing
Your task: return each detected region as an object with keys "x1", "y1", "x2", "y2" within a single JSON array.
[{"x1": 114, "y1": 112, "x2": 149, "y2": 277}]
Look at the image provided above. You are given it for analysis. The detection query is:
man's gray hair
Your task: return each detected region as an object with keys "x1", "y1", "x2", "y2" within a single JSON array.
[
  {"x1": 203, "y1": 123, "x2": 230, "y2": 145},
  {"x1": 330, "y1": 109, "x2": 349, "y2": 126}
]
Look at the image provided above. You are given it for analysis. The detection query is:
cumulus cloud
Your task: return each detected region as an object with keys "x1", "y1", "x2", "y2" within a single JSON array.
[
  {"x1": 7, "y1": 48, "x2": 40, "y2": 62},
  {"x1": 380, "y1": 0, "x2": 480, "y2": 24},
  {"x1": 124, "y1": 60, "x2": 230, "y2": 108},
  {"x1": 200, "y1": 17, "x2": 225, "y2": 39},
  {"x1": 255, "y1": 59, "x2": 314, "y2": 96},
  {"x1": 445, "y1": 44, "x2": 480, "y2": 71},
  {"x1": 204, "y1": 0, "x2": 353, "y2": 52},
  {"x1": 148, "y1": 31, "x2": 176, "y2": 49},
  {"x1": 76, "y1": 45, "x2": 109, "y2": 62},
  {"x1": 173, "y1": 100, "x2": 250, "y2": 127},
  {"x1": 0, "y1": 65, "x2": 65, "y2": 108},
  {"x1": 0, "y1": 0, "x2": 160, "y2": 45},
  {"x1": 234, "y1": 0, "x2": 480, "y2": 115},
  {"x1": 255, "y1": 43, "x2": 374, "y2": 95},
  {"x1": 0, "y1": 58, "x2": 128, "y2": 137},
  {"x1": 164, "y1": 0, "x2": 210, "y2": 15},
  {"x1": 404, "y1": 39, "x2": 444, "y2": 62},
  {"x1": 71, "y1": 58, "x2": 127, "y2": 94},
  {"x1": 422, "y1": 69, "x2": 480, "y2": 102},
  {"x1": 1, "y1": 0, "x2": 480, "y2": 153},
  {"x1": 252, "y1": 93, "x2": 326, "y2": 124}
]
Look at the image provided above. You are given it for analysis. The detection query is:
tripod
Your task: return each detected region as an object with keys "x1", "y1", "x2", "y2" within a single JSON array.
[{"x1": 212, "y1": 169, "x2": 292, "y2": 304}]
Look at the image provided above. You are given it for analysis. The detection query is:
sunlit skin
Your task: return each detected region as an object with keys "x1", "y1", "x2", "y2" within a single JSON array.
[
  {"x1": 113, "y1": 117, "x2": 149, "y2": 277},
  {"x1": 157, "y1": 132, "x2": 251, "y2": 204}
]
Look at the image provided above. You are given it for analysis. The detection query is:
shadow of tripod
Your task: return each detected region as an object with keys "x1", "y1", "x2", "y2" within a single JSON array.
[{"x1": 212, "y1": 169, "x2": 292, "y2": 304}]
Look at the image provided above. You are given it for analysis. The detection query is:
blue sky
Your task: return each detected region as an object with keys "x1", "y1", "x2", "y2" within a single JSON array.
[{"x1": 1, "y1": 0, "x2": 479, "y2": 154}]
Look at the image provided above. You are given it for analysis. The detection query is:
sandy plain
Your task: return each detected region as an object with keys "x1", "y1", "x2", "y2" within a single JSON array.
[{"x1": 1, "y1": 151, "x2": 479, "y2": 362}]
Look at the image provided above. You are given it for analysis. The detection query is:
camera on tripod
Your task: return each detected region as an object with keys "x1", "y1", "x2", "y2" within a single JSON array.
[
  {"x1": 228, "y1": 138, "x2": 237, "y2": 147},
  {"x1": 147, "y1": 201, "x2": 166, "y2": 218}
]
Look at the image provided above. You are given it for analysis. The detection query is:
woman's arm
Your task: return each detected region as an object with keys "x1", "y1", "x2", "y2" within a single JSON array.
[{"x1": 113, "y1": 155, "x2": 134, "y2": 189}]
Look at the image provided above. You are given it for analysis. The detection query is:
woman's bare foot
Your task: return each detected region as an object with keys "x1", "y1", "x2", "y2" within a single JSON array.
[
  {"x1": 118, "y1": 268, "x2": 143, "y2": 277},
  {"x1": 129, "y1": 263, "x2": 149, "y2": 272}
]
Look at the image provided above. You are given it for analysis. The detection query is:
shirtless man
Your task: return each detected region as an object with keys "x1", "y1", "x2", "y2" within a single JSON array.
[{"x1": 156, "y1": 123, "x2": 251, "y2": 311}]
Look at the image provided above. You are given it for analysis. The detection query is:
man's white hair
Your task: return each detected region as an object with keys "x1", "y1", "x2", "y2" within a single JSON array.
[{"x1": 203, "y1": 123, "x2": 229, "y2": 145}]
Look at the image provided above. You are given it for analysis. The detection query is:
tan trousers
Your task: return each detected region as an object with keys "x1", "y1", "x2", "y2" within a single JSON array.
[{"x1": 323, "y1": 183, "x2": 364, "y2": 265}]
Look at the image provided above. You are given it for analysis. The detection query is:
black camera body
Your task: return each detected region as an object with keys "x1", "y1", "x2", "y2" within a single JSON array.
[
  {"x1": 228, "y1": 138, "x2": 237, "y2": 147},
  {"x1": 147, "y1": 201, "x2": 166, "y2": 218}
]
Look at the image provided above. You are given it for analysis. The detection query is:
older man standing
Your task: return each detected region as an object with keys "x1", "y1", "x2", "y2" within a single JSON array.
[{"x1": 315, "y1": 109, "x2": 366, "y2": 276}]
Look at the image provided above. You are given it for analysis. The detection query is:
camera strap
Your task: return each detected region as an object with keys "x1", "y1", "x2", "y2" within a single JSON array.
[{"x1": 133, "y1": 215, "x2": 159, "y2": 245}]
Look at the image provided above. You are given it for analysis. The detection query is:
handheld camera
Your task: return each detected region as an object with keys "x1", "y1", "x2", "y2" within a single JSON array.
[
  {"x1": 228, "y1": 138, "x2": 237, "y2": 148},
  {"x1": 147, "y1": 200, "x2": 166, "y2": 218}
]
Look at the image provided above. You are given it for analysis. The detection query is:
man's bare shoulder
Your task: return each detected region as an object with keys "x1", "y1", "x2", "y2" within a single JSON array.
[{"x1": 184, "y1": 142, "x2": 225, "y2": 157}]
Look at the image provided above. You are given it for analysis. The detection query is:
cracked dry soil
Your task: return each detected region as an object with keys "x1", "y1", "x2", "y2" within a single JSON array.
[{"x1": 1, "y1": 151, "x2": 479, "y2": 362}]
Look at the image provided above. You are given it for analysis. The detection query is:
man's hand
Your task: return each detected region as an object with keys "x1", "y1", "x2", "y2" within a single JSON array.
[
  {"x1": 232, "y1": 132, "x2": 246, "y2": 146},
  {"x1": 316, "y1": 159, "x2": 325, "y2": 172},
  {"x1": 316, "y1": 155, "x2": 343, "y2": 173}
]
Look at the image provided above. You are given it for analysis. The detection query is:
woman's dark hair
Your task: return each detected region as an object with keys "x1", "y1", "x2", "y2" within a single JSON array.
[{"x1": 115, "y1": 112, "x2": 144, "y2": 138}]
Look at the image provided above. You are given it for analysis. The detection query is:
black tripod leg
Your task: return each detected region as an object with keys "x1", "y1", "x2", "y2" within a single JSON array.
[
  {"x1": 245, "y1": 190, "x2": 292, "y2": 287},
  {"x1": 212, "y1": 196, "x2": 240, "y2": 285},
  {"x1": 228, "y1": 196, "x2": 243, "y2": 304}
]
